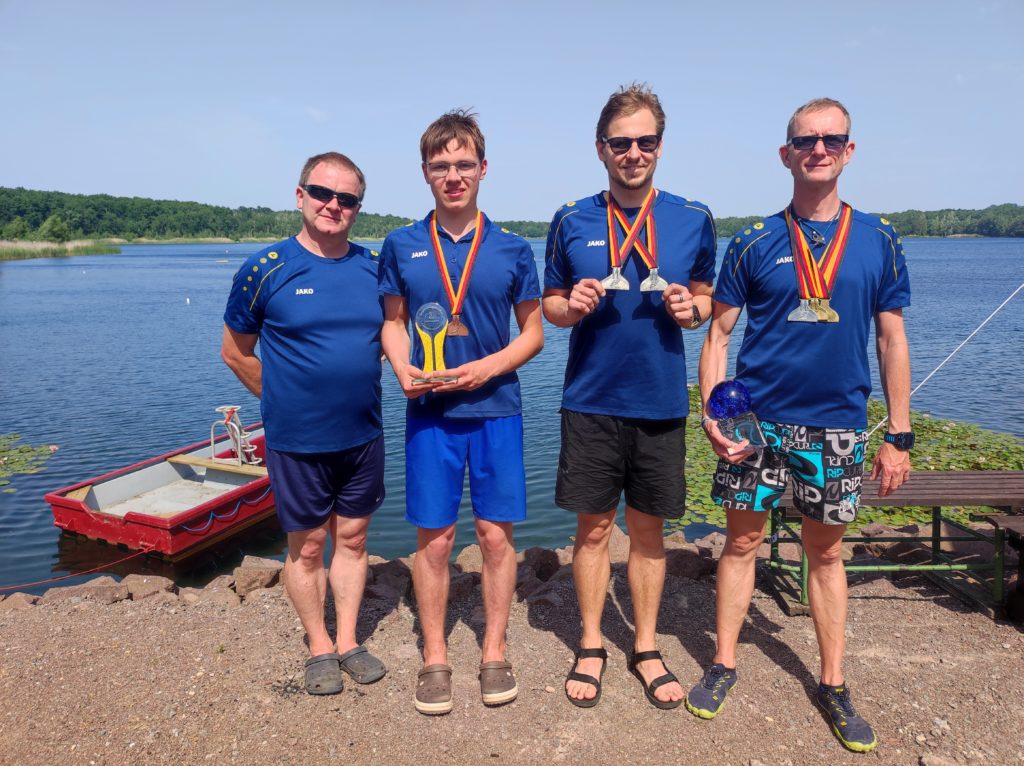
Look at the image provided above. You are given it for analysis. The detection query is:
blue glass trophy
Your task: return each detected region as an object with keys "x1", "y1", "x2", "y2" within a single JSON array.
[{"x1": 707, "y1": 380, "x2": 767, "y2": 449}]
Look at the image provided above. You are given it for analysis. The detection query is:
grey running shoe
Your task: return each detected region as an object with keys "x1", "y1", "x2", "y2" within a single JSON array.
[
  {"x1": 815, "y1": 682, "x2": 878, "y2": 753},
  {"x1": 685, "y1": 663, "x2": 737, "y2": 719}
]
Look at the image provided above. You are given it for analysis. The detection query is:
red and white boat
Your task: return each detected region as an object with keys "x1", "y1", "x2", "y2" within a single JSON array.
[{"x1": 45, "y1": 407, "x2": 275, "y2": 560}]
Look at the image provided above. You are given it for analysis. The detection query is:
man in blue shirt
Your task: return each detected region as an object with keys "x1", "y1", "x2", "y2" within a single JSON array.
[
  {"x1": 689, "y1": 98, "x2": 912, "y2": 754},
  {"x1": 221, "y1": 152, "x2": 386, "y2": 697},
  {"x1": 543, "y1": 84, "x2": 717, "y2": 710},
  {"x1": 381, "y1": 111, "x2": 543, "y2": 715}
]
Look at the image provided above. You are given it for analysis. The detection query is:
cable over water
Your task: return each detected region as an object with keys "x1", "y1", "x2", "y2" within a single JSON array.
[{"x1": 867, "y1": 281, "x2": 1024, "y2": 437}]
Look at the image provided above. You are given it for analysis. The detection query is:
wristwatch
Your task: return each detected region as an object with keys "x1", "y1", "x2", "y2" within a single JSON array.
[
  {"x1": 688, "y1": 303, "x2": 703, "y2": 329},
  {"x1": 883, "y1": 431, "x2": 915, "y2": 450}
]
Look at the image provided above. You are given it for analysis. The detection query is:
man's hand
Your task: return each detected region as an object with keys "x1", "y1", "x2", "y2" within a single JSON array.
[
  {"x1": 431, "y1": 356, "x2": 503, "y2": 393},
  {"x1": 701, "y1": 418, "x2": 756, "y2": 464},
  {"x1": 870, "y1": 442, "x2": 911, "y2": 497},
  {"x1": 567, "y1": 278, "x2": 606, "y2": 319},
  {"x1": 663, "y1": 283, "x2": 697, "y2": 328},
  {"x1": 396, "y1": 363, "x2": 444, "y2": 399}
]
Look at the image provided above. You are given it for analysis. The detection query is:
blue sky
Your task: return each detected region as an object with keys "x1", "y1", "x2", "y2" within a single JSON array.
[{"x1": 2, "y1": 1, "x2": 1021, "y2": 222}]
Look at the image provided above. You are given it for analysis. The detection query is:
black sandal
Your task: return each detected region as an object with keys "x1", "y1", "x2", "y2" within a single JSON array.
[
  {"x1": 565, "y1": 647, "x2": 608, "y2": 708},
  {"x1": 630, "y1": 650, "x2": 682, "y2": 710}
]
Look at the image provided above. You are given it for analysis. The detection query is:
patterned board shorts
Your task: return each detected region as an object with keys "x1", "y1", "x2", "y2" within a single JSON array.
[{"x1": 711, "y1": 421, "x2": 868, "y2": 525}]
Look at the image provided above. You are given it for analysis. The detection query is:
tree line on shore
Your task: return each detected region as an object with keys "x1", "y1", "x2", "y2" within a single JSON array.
[{"x1": 2, "y1": 186, "x2": 1023, "y2": 243}]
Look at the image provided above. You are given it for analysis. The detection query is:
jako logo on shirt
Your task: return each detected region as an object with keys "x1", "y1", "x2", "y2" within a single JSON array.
[
  {"x1": 295, "y1": 288, "x2": 314, "y2": 295},
  {"x1": 775, "y1": 256, "x2": 794, "y2": 265},
  {"x1": 411, "y1": 250, "x2": 428, "y2": 258},
  {"x1": 586, "y1": 240, "x2": 606, "y2": 247}
]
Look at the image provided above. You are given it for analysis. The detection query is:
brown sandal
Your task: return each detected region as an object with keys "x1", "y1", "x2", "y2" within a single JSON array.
[
  {"x1": 415, "y1": 664, "x2": 453, "y2": 715},
  {"x1": 479, "y1": 660, "x2": 518, "y2": 706}
]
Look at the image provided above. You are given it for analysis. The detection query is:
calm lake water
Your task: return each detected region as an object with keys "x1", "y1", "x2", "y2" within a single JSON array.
[{"x1": 1, "y1": 238, "x2": 1021, "y2": 594}]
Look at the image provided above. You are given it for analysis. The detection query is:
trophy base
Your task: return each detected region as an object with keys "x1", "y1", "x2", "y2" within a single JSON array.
[
  {"x1": 412, "y1": 376, "x2": 458, "y2": 385},
  {"x1": 718, "y1": 413, "x2": 767, "y2": 449}
]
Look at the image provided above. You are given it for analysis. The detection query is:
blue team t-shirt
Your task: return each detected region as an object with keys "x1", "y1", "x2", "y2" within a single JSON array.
[
  {"x1": 223, "y1": 237, "x2": 383, "y2": 453},
  {"x1": 714, "y1": 208, "x2": 911, "y2": 429},
  {"x1": 380, "y1": 212, "x2": 541, "y2": 419},
  {"x1": 544, "y1": 190, "x2": 717, "y2": 420}
]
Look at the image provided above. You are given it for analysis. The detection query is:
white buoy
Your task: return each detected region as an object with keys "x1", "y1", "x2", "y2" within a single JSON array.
[{"x1": 186, "y1": 297, "x2": 191, "y2": 305}]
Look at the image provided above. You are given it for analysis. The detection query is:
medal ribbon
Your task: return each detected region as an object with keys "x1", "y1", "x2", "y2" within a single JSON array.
[
  {"x1": 429, "y1": 210, "x2": 483, "y2": 318},
  {"x1": 606, "y1": 188, "x2": 657, "y2": 269},
  {"x1": 784, "y1": 202, "x2": 853, "y2": 299}
]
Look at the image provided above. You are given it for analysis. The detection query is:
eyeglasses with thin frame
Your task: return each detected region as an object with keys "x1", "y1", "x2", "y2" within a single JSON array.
[
  {"x1": 601, "y1": 134, "x2": 662, "y2": 155},
  {"x1": 425, "y1": 161, "x2": 480, "y2": 179},
  {"x1": 302, "y1": 184, "x2": 362, "y2": 208},
  {"x1": 787, "y1": 134, "x2": 849, "y2": 153}
]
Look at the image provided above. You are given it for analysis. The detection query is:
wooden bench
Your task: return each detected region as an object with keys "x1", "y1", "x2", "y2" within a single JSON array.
[
  {"x1": 764, "y1": 471, "x2": 1024, "y2": 618},
  {"x1": 166, "y1": 454, "x2": 268, "y2": 477}
]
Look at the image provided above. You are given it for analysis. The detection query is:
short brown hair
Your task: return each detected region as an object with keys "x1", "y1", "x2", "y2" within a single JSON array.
[
  {"x1": 297, "y1": 152, "x2": 366, "y2": 199},
  {"x1": 420, "y1": 109, "x2": 485, "y2": 162},
  {"x1": 595, "y1": 83, "x2": 666, "y2": 142},
  {"x1": 786, "y1": 98, "x2": 852, "y2": 141}
]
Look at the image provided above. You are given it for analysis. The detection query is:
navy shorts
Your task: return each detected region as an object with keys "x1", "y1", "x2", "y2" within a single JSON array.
[
  {"x1": 405, "y1": 415, "x2": 527, "y2": 529},
  {"x1": 711, "y1": 421, "x2": 867, "y2": 525},
  {"x1": 555, "y1": 409, "x2": 687, "y2": 519},
  {"x1": 264, "y1": 435, "x2": 385, "y2": 533}
]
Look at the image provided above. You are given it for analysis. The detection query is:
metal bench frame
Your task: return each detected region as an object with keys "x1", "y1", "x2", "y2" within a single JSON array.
[{"x1": 763, "y1": 471, "x2": 1024, "y2": 618}]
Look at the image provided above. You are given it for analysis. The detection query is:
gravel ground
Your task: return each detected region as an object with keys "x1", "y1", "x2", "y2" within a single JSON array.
[{"x1": 1, "y1": 563, "x2": 1022, "y2": 766}]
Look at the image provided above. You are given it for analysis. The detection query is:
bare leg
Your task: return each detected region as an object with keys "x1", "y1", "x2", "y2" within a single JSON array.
[
  {"x1": 476, "y1": 519, "x2": 516, "y2": 663},
  {"x1": 414, "y1": 524, "x2": 457, "y2": 667},
  {"x1": 565, "y1": 510, "x2": 615, "y2": 702},
  {"x1": 328, "y1": 514, "x2": 371, "y2": 654},
  {"x1": 713, "y1": 508, "x2": 768, "y2": 669},
  {"x1": 625, "y1": 506, "x2": 682, "y2": 704},
  {"x1": 283, "y1": 524, "x2": 332, "y2": 657},
  {"x1": 801, "y1": 517, "x2": 848, "y2": 686}
]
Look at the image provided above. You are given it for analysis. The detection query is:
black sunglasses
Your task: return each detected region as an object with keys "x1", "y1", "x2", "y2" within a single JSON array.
[
  {"x1": 601, "y1": 134, "x2": 662, "y2": 155},
  {"x1": 302, "y1": 184, "x2": 362, "y2": 208},
  {"x1": 788, "y1": 134, "x2": 849, "y2": 152}
]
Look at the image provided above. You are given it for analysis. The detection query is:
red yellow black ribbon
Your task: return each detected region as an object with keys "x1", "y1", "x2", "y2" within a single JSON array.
[
  {"x1": 606, "y1": 188, "x2": 657, "y2": 269},
  {"x1": 784, "y1": 202, "x2": 853, "y2": 299},
  {"x1": 429, "y1": 210, "x2": 483, "y2": 320}
]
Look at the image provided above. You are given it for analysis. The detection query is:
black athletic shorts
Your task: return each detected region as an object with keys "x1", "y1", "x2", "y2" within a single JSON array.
[{"x1": 555, "y1": 409, "x2": 687, "y2": 519}]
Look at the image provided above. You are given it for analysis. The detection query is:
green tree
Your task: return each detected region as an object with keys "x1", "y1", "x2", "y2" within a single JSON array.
[
  {"x1": 2, "y1": 216, "x2": 31, "y2": 240},
  {"x1": 36, "y1": 213, "x2": 71, "y2": 243}
]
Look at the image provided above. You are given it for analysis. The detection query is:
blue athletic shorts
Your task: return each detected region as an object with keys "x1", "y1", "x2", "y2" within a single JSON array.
[
  {"x1": 265, "y1": 435, "x2": 385, "y2": 533},
  {"x1": 405, "y1": 415, "x2": 527, "y2": 529}
]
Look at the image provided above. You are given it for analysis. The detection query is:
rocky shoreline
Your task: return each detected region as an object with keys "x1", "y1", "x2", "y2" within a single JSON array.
[{"x1": 2, "y1": 524, "x2": 1021, "y2": 766}]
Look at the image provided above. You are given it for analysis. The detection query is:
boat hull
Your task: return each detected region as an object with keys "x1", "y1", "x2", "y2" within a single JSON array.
[{"x1": 45, "y1": 425, "x2": 276, "y2": 560}]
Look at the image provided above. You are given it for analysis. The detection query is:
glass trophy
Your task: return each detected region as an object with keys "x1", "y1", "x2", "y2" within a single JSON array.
[
  {"x1": 707, "y1": 379, "x2": 767, "y2": 449},
  {"x1": 412, "y1": 302, "x2": 457, "y2": 384}
]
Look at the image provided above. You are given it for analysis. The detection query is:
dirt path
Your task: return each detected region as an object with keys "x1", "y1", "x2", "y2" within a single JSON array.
[{"x1": 2, "y1": 550, "x2": 1022, "y2": 766}]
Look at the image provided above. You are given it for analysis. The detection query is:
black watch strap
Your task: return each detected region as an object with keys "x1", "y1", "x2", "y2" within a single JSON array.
[{"x1": 883, "y1": 431, "x2": 915, "y2": 450}]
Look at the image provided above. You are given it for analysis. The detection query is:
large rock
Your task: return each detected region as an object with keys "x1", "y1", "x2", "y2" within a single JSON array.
[
  {"x1": 233, "y1": 556, "x2": 283, "y2": 596},
  {"x1": 694, "y1": 532, "x2": 726, "y2": 560},
  {"x1": 553, "y1": 545, "x2": 574, "y2": 567},
  {"x1": 121, "y1": 574, "x2": 176, "y2": 600},
  {"x1": 525, "y1": 582, "x2": 565, "y2": 608},
  {"x1": 448, "y1": 571, "x2": 479, "y2": 602},
  {"x1": 515, "y1": 565, "x2": 545, "y2": 601},
  {"x1": 39, "y1": 576, "x2": 129, "y2": 606},
  {"x1": 0, "y1": 592, "x2": 37, "y2": 610},
  {"x1": 179, "y1": 586, "x2": 241, "y2": 608},
  {"x1": 518, "y1": 547, "x2": 561, "y2": 581},
  {"x1": 665, "y1": 544, "x2": 714, "y2": 579},
  {"x1": 607, "y1": 523, "x2": 631, "y2": 563},
  {"x1": 455, "y1": 544, "x2": 483, "y2": 574},
  {"x1": 370, "y1": 558, "x2": 412, "y2": 599},
  {"x1": 203, "y1": 574, "x2": 235, "y2": 591}
]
